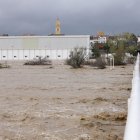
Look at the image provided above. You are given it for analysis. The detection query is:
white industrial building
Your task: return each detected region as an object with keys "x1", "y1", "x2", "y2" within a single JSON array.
[{"x1": 0, "y1": 35, "x2": 90, "y2": 60}]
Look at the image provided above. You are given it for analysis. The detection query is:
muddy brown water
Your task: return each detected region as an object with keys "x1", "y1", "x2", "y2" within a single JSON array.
[{"x1": 0, "y1": 61, "x2": 133, "y2": 140}]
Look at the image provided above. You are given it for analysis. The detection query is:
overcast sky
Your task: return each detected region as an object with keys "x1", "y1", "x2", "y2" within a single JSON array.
[{"x1": 0, "y1": 0, "x2": 139, "y2": 36}]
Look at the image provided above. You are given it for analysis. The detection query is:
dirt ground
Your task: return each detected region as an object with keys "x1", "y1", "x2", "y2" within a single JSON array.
[{"x1": 0, "y1": 61, "x2": 133, "y2": 140}]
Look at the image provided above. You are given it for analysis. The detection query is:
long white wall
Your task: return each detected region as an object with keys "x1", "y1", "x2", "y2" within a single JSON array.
[
  {"x1": 0, "y1": 35, "x2": 90, "y2": 50},
  {"x1": 0, "y1": 35, "x2": 90, "y2": 60},
  {"x1": 0, "y1": 49, "x2": 74, "y2": 60}
]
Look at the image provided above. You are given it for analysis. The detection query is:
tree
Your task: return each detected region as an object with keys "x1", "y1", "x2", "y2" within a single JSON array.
[
  {"x1": 113, "y1": 43, "x2": 126, "y2": 65},
  {"x1": 123, "y1": 32, "x2": 138, "y2": 45},
  {"x1": 104, "y1": 43, "x2": 110, "y2": 56},
  {"x1": 90, "y1": 43, "x2": 101, "y2": 58},
  {"x1": 126, "y1": 45, "x2": 137, "y2": 56}
]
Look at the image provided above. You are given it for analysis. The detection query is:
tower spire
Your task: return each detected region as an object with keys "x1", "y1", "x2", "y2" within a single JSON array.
[{"x1": 55, "y1": 18, "x2": 61, "y2": 35}]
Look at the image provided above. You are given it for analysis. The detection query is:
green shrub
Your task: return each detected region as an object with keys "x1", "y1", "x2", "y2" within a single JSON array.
[
  {"x1": 66, "y1": 48, "x2": 86, "y2": 68},
  {"x1": 0, "y1": 63, "x2": 10, "y2": 69},
  {"x1": 126, "y1": 56, "x2": 136, "y2": 64},
  {"x1": 24, "y1": 56, "x2": 52, "y2": 65},
  {"x1": 93, "y1": 57, "x2": 106, "y2": 69}
]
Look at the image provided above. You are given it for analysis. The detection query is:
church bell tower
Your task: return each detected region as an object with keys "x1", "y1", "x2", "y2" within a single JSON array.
[{"x1": 55, "y1": 18, "x2": 61, "y2": 35}]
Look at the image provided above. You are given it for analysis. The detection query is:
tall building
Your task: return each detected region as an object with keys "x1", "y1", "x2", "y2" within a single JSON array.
[{"x1": 55, "y1": 18, "x2": 61, "y2": 35}]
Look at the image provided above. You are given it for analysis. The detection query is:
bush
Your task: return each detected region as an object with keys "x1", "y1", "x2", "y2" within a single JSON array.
[
  {"x1": 0, "y1": 62, "x2": 10, "y2": 69},
  {"x1": 66, "y1": 48, "x2": 86, "y2": 68},
  {"x1": 24, "y1": 56, "x2": 52, "y2": 65},
  {"x1": 114, "y1": 54, "x2": 126, "y2": 65},
  {"x1": 126, "y1": 56, "x2": 136, "y2": 64},
  {"x1": 93, "y1": 57, "x2": 106, "y2": 69},
  {"x1": 84, "y1": 59, "x2": 95, "y2": 66},
  {"x1": 84, "y1": 58, "x2": 106, "y2": 69}
]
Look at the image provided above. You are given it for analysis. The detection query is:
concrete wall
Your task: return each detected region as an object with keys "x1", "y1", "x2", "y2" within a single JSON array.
[
  {"x1": 0, "y1": 35, "x2": 90, "y2": 50},
  {"x1": 0, "y1": 49, "x2": 73, "y2": 60},
  {"x1": 0, "y1": 35, "x2": 90, "y2": 60}
]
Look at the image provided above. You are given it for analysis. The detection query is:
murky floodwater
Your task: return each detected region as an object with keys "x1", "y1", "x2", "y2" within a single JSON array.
[{"x1": 0, "y1": 61, "x2": 133, "y2": 140}]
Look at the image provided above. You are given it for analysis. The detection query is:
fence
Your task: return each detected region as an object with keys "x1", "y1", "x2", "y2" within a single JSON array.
[{"x1": 124, "y1": 53, "x2": 140, "y2": 140}]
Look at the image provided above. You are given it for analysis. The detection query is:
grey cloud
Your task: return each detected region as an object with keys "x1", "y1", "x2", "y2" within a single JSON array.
[{"x1": 0, "y1": 0, "x2": 139, "y2": 35}]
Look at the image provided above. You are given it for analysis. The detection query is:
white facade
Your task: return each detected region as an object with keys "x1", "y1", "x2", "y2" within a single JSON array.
[
  {"x1": 98, "y1": 36, "x2": 107, "y2": 43},
  {"x1": 0, "y1": 49, "x2": 75, "y2": 60},
  {"x1": 90, "y1": 36, "x2": 107, "y2": 45},
  {"x1": 0, "y1": 35, "x2": 90, "y2": 60},
  {"x1": 137, "y1": 36, "x2": 140, "y2": 43}
]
